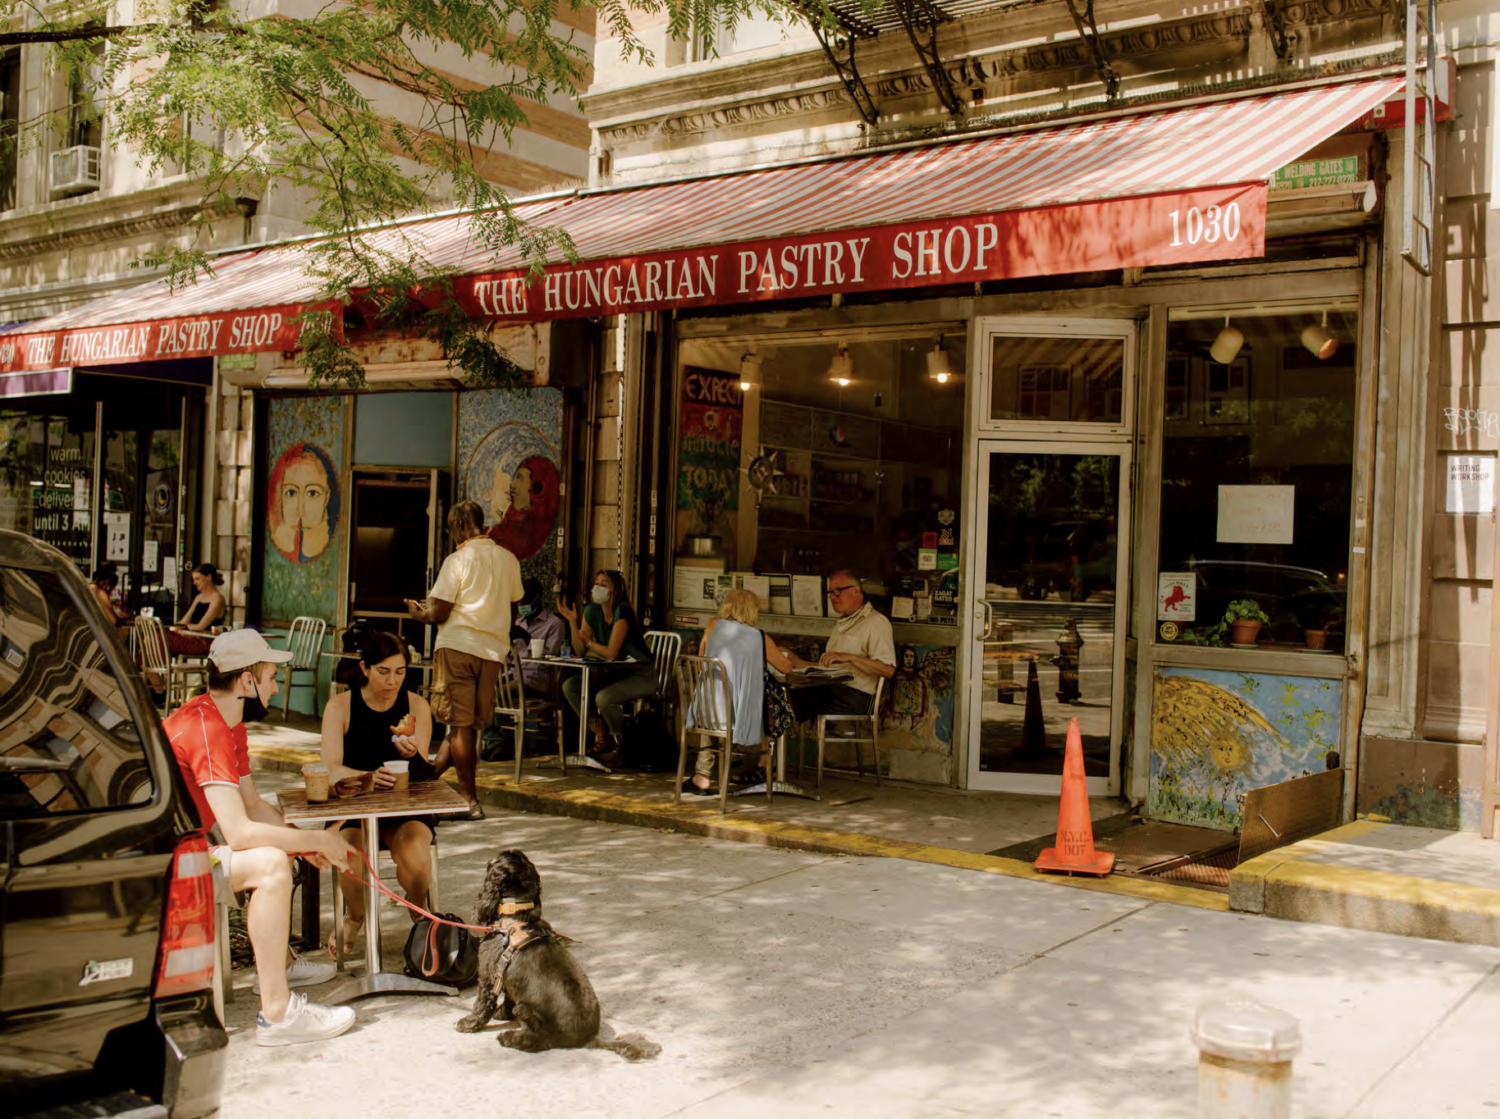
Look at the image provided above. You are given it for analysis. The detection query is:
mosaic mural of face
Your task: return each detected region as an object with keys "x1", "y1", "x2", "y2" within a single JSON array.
[{"x1": 268, "y1": 443, "x2": 337, "y2": 563}]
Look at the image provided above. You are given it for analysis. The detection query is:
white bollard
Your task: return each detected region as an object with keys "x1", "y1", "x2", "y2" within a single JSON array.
[{"x1": 1192, "y1": 998, "x2": 1302, "y2": 1119}]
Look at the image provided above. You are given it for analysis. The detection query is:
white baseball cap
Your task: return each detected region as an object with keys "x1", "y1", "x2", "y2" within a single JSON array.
[{"x1": 208, "y1": 629, "x2": 294, "y2": 675}]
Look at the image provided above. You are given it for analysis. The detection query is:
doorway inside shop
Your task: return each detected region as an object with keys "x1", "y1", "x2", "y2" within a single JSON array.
[
  {"x1": 965, "y1": 319, "x2": 1135, "y2": 796},
  {"x1": 348, "y1": 468, "x2": 449, "y2": 656}
]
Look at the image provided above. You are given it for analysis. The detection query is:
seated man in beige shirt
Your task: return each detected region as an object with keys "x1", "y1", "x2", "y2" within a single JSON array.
[{"x1": 784, "y1": 569, "x2": 896, "y2": 719}]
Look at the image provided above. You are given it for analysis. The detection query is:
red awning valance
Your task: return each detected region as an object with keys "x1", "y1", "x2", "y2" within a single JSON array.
[{"x1": 0, "y1": 75, "x2": 1403, "y2": 374}]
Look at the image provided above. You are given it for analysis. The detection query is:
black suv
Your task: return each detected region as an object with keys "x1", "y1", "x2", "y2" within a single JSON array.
[{"x1": 0, "y1": 530, "x2": 226, "y2": 1118}]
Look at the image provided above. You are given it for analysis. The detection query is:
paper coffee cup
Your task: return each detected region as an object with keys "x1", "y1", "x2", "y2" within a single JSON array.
[
  {"x1": 303, "y1": 763, "x2": 330, "y2": 803},
  {"x1": 385, "y1": 759, "x2": 410, "y2": 793},
  {"x1": 385, "y1": 760, "x2": 409, "y2": 773},
  {"x1": 530, "y1": 637, "x2": 546, "y2": 659}
]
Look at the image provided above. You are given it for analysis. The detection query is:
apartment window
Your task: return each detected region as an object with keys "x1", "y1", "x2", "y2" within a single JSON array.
[
  {"x1": 693, "y1": 10, "x2": 787, "y2": 59},
  {"x1": 0, "y1": 51, "x2": 19, "y2": 211},
  {"x1": 64, "y1": 43, "x2": 104, "y2": 150}
]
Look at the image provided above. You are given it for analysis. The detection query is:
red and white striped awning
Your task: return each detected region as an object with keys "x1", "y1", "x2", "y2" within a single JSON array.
[{"x1": 0, "y1": 75, "x2": 1402, "y2": 374}]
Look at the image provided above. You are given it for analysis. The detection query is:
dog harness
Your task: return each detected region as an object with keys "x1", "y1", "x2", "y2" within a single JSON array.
[{"x1": 492, "y1": 921, "x2": 552, "y2": 996}]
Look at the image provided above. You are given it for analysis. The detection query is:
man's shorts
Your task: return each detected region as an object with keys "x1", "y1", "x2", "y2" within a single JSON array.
[
  {"x1": 430, "y1": 647, "x2": 501, "y2": 729},
  {"x1": 209, "y1": 845, "x2": 252, "y2": 909}
]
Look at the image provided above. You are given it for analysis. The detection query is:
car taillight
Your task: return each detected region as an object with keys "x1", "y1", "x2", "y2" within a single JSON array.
[{"x1": 153, "y1": 833, "x2": 216, "y2": 999}]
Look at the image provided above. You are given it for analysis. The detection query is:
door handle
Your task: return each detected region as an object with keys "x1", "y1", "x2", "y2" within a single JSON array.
[{"x1": 975, "y1": 599, "x2": 992, "y2": 641}]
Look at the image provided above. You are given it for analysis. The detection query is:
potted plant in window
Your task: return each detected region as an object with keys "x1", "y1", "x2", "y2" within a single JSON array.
[
  {"x1": 1303, "y1": 606, "x2": 1343, "y2": 652},
  {"x1": 1220, "y1": 599, "x2": 1270, "y2": 646}
]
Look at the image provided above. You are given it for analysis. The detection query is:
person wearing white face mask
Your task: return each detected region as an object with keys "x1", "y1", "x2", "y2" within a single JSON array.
[{"x1": 556, "y1": 568, "x2": 657, "y2": 760}]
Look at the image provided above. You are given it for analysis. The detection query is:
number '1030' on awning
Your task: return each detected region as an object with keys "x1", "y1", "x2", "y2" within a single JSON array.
[{"x1": 0, "y1": 75, "x2": 1404, "y2": 374}]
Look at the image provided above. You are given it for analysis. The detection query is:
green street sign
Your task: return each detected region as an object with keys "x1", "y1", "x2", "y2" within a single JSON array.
[{"x1": 1270, "y1": 155, "x2": 1366, "y2": 191}]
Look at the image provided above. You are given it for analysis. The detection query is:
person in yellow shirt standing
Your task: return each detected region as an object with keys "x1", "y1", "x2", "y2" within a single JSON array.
[{"x1": 406, "y1": 500, "x2": 522, "y2": 819}]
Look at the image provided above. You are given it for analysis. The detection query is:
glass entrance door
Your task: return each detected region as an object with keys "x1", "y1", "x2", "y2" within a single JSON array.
[{"x1": 967, "y1": 442, "x2": 1129, "y2": 794}]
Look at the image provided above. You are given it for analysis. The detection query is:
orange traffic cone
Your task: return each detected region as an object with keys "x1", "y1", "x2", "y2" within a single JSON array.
[
  {"x1": 1018, "y1": 658, "x2": 1049, "y2": 754},
  {"x1": 1034, "y1": 717, "x2": 1114, "y2": 876}
]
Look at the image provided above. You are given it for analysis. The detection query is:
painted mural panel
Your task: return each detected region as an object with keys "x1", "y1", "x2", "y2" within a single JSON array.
[
  {"x1": 458, "y1": 388, "x2": 564, "y2": 590},
  {"x1": 1149, "y1": 667, "x2": 1341, "y2": 830},
  {"x1": 263, "y1": 395, "x2": 344, "y2": 623}
]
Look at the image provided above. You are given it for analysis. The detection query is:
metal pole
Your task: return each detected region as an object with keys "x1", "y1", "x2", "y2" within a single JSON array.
[
  {"x1": 1193, "y1": 999, "x2": 1302, "y2": 1119},
  {"x1": 89, "y1": 400, "x2": 102, "y2": 575}
]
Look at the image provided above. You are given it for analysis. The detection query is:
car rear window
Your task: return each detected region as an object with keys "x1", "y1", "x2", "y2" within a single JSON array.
[{"x1": 0, "y1": 564, "x2": 155, "y2": 816}]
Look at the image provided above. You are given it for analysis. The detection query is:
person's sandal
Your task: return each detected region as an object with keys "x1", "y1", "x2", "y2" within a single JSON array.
[
  {"x1": 327, "y1": 921, "x2": 363, "y2": 962},
  {"x1": 463, "y1": 802, "x2": 486, "y2": 821}
]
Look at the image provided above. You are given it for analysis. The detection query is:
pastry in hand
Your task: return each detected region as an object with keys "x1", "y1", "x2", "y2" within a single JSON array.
[{"x1": 390, "y1": 712, "x2": 417, "y2": 737}]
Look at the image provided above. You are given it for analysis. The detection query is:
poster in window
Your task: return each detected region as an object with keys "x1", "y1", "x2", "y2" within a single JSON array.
[
  {"x1": 1204, "y1": 355, "x2": 1251, "y2": 425},
  {"x1": 676, "y1": 367, "x2": 743, "y2": 558}
]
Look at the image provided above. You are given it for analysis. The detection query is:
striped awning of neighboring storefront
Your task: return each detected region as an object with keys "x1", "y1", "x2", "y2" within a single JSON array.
[{"x1": 0, "y1": 74, "x2": 1404, "y2": 374}]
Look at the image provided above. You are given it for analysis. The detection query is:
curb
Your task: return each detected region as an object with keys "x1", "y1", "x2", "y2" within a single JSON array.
[
  {"x1": 249, "y1": 743, "x2": 1228, "y2": 912},
  {"x1": 1229, "y1": 820, "x2": 1500, "y2": 946}
]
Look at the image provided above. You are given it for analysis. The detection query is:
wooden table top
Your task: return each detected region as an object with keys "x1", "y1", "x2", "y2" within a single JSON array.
[{"x1": 277, "y1": 779, "x2": 469, "y2": 822}]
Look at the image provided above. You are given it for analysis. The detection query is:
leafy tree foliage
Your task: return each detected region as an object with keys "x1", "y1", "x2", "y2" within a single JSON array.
[{"x1": 0, "y1": 0, "x2": 804, "y2": 387}]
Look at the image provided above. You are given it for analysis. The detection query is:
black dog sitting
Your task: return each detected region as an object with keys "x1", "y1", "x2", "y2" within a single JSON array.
[{"x1": 456, "y1": 849, "x2": 657, "y2": 1060}]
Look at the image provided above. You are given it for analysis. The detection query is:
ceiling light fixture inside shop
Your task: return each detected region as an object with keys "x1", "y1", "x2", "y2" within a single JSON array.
[
  {"x1": 828, "y1": 343, "x2": 853, "y2": 387},
  {"x1": 1301, "y1": 312, "x2": 1340, "y2": 360},
  {"x1": 739, "y1": 348, "x2": 762, "y2": 391},
  {"x1": 1209, "y1": 316, "x2": 1245, "y2": 364},
  {"x1": 926, "y1": 342, "x2": 955, "y2": 385}
]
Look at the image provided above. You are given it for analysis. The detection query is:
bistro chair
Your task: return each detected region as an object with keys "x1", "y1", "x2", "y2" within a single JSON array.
[
  {"x1": 492, "y1": 647, "x2": 561, "y2": 784},
  {"x1": 673, "y1": 654, "x2": 736, "y2": 815},
  {"x1": 278, "y1": 616, "x2": 327, "y2": 720},
  {"x1": 131, "y1": 615, "x2": 174, "y2": 713},
  {"x1": 637, "y1": 630, "x2": 683, "y2": 717},
  {"x1": 814, "y1": 676, "x2": 885, "y2": 789}
]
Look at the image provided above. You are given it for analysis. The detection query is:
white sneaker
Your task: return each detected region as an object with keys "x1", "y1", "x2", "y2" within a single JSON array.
[
  {"x1": 252, "y1": 953, "x2": 338, "y2": 994},
  {"x1": 255, "y1": 991, "x2": 356, "y2": 1047}
]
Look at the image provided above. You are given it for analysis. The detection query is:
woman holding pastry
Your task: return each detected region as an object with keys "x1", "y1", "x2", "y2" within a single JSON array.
[{"x1": 319, "y1": 629, "x2": 435, "y2": 958}]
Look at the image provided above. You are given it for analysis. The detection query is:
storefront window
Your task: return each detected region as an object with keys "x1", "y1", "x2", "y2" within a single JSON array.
[
  {"x1": 0, "y1": 410, "x2": 96, "y2": 571},
  {"x1": 1156, "y1": 309, "x2": 1356, "y2": 652},
  {"x1": 673, "y1": 329, "x2": 965, "y2": 617},
  {"x1": 990, "y1": 335, "x2": 1125, "y2": 424}
]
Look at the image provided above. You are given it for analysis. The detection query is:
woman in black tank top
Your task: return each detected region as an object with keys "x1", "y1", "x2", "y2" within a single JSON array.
[{"x1": 319, "y1": 631, "x2": 436, "y2": 959}]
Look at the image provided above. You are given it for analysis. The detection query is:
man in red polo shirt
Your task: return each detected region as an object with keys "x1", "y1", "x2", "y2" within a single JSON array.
[{"x1": 164, "y1": 629, "x2": 358, "y2": 1047}]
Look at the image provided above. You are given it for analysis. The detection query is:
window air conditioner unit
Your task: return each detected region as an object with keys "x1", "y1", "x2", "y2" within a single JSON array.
[{"x1": 49, "y1": 145, "x2": 101, "y2": 195}]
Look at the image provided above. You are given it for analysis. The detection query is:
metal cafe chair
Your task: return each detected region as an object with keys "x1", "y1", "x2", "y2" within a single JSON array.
[
  {"x1": 131, "y1": 615, "x2": 174, "y2": 713},
  {"x1": 637, "y1": 629, "x2": 683, "y2": 717},
  {"x1": 673, "y1": 654, "x2": 736, "y2": 815},
  {"x1": 815, "y1": 676, "x2": 886, "y2": 789},
  {"x1": 278, "y1": 616, "x2": 327, "y2": 720},
  {"x1": 493, "y1": 646, "x2": 561, "y2": 784}
]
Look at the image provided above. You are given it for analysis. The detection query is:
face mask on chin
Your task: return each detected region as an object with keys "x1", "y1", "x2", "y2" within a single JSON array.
[{"x1": 240, "y1": 674, "x2": 268, "y2": 723}]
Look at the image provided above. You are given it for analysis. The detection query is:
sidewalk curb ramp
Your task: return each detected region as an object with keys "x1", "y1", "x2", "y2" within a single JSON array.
[
  {"x1": 1230, "y1": 820, "x2": 1500, "y2": 946},
  {"x1": 247, "y1": 742, "x2": 1227, "y2": 912}
]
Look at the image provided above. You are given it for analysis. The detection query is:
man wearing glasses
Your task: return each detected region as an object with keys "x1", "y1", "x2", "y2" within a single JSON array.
[{"x1": 784, "y1": 569, "x2": 896, "y2": 719}]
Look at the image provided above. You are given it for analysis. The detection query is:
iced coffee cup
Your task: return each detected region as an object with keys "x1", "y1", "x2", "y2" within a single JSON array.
[
  {"x1": 530, "y1": 637, "x2": 546, "y2": 660},
  {"x1": 385, "y1": 759, "x2": 410, "y2": 794},
  {"x1": 303, "y1": 763, "x2": 330, "y2": 803}
]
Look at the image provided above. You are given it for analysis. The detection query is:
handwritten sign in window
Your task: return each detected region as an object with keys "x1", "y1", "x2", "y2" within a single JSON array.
[{"x1": 1216, "y1": 485, "x2": 1295, "y2": 545}]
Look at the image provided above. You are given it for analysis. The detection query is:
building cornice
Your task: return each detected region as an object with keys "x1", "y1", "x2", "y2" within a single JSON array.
[
  {"x1": 588, "y1": 0, "x2": 1390, "y2": 148},
  {"x1": 0, "y1": 177, "x2": 229, "y2": 260}
]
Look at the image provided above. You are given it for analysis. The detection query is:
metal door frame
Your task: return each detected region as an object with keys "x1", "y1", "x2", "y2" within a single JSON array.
[{"x1": 963, "y1": 440, "x2": 1132, "y2": 796}]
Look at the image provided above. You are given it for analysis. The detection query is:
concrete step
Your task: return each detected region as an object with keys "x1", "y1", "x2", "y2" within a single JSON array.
[{"x1": 1231, "y1": 820, "x2": 1500, "y2": 947}]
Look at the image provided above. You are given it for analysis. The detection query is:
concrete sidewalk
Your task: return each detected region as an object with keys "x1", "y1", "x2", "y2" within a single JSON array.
[
  {"x1": 246, "y1": 717, "x2": 1500, "y2": 945},
  {"x1": 223, "y1": 779, "x2": 1500, "y2": 1119}
]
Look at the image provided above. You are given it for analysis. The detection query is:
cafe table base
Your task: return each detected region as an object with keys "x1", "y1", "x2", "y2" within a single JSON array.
[
  {"x1": 730, "y1": 735, "x2": 820, "y2": 802},
  {"x1": 524, "y1": 658, "x2": 628, "y2": 774}
]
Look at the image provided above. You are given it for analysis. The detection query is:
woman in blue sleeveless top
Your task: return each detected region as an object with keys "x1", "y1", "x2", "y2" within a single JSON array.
[{"x1": 684, "y1": 588, "x2": 795, "y2": 795}]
